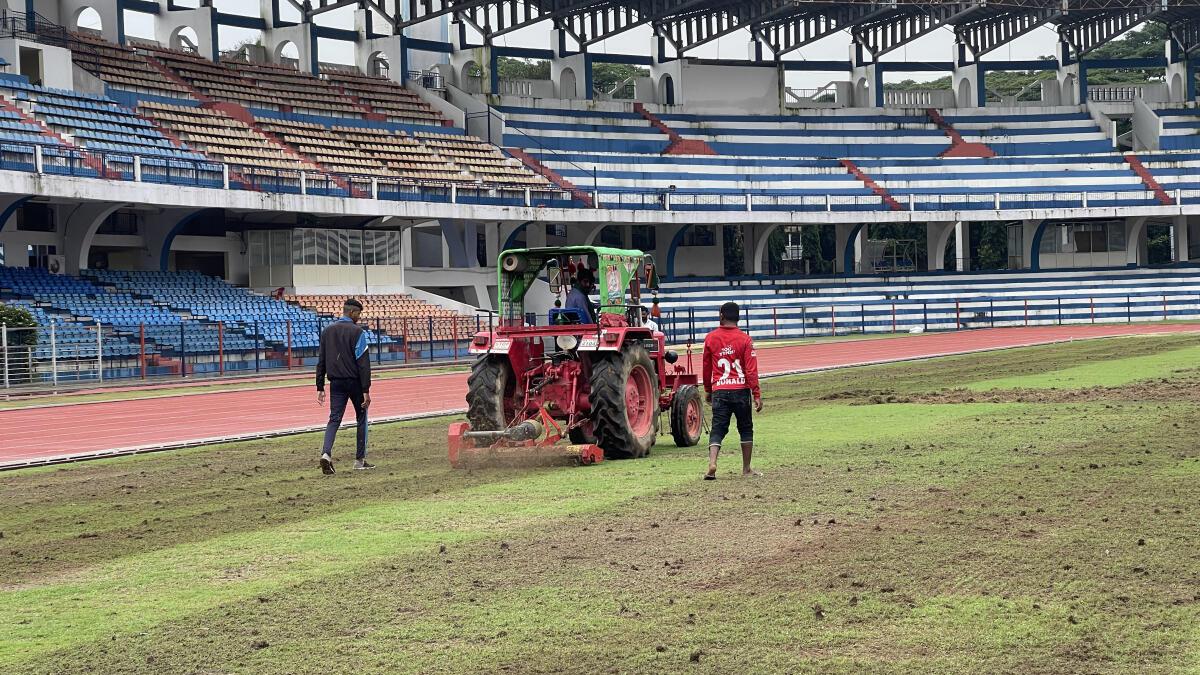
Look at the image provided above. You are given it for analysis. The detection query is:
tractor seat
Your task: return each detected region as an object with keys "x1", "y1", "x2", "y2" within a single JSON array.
[{"x1": 550, "y1": 308, "x2": 586, "y2": 325}]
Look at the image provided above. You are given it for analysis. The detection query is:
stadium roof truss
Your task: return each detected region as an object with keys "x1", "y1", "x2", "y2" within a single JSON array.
[{"x1": 343, "y1": 0, "x2": 1199, "y2": 60}]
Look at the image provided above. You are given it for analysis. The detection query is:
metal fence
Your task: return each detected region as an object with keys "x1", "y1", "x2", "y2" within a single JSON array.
[
  {"x1": 5, "y1": 293, "x2": 1200, "y2": 390},
  {"x1": 0, "y1": 316, "x2": 487, "y2": 391},
  {"x1": 653, "y1": 291, "x2": 1200, "y2": 345}
]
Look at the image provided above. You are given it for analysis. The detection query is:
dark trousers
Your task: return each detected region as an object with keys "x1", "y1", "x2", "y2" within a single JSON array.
[
  {"x1": 321, "y1": 379, "x2": 368, "y2": 460},
  {"x1": 709, "y1": 389, "x2": 754, "y2": 446}
]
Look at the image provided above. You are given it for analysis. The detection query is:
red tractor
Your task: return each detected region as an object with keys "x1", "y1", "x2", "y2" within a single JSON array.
[{"x1": 449, "y1": 246, "x2": 705, "y2": 467}]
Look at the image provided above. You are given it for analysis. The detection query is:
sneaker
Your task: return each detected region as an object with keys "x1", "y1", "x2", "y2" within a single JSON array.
[
  {"x1": 354, "y1": 459, "x2": 375, "y2": 470},
  {"x1": 320, "y1": 454, "x2": 335, "y2": 475}
]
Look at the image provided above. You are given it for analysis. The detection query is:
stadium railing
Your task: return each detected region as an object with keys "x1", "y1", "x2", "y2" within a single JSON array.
[
  {"x1": 4, "y1": 292, "x2": 1199, "y2": 390},
  {"x1": 0, "y1": 315, "x2": 485, "y2": 391},
  {"x1": 1, "y1": 139, "x2": 1190, "y2": 212},
  {"x1": 654, "y1": 290, "x2": 1200, "y2": 345}
]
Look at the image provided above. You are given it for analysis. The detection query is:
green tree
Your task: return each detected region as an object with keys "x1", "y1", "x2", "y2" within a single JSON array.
[
  {"x1": 496, "y1": 57, "x2": 551, "y2": 81},
  {"x1": 885, "y1": 22, "x2": 1169, "y2": 94},
  {"x1": 592, "y1": 63, "x2": 650, "y2": 98},
  {"x1": 0, "y1": 302, "x2": 38, "y2": 385}
]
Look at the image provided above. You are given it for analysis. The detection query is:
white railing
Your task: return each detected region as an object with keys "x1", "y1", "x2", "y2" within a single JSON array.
[
  {"x1": 1088, "y1": 85, "x2": 1145, "y2": 103},
  {"x1": 785, "y1": 83, "x2": 839, "y2": 106},
  {"x1": 883, "y1": 89, "x2": 955, "y2": 107}
]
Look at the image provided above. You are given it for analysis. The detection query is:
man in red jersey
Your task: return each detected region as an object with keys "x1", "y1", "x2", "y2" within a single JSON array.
[{"x1": 701, "y1": 301, "x2": 762, "y2": 480}]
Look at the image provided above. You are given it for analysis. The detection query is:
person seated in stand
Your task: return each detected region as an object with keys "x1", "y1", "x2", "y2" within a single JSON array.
[{"x1": 564, "y1": 268, "x2": 598, "y2": 324}]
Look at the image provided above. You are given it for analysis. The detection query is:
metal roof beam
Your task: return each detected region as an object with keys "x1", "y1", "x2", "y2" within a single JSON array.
[
  {"x1": 956, "y1": 8, "x2": 1063, "y2": 59},
  {"x1": 660, "y1": 0, "x2": 799, "y2": 55},
  {"x1": 1168, "y1": 17, "x2": 1200, "y2": 56},
  {"x1": 853, "y1": 2, "x2": 983, "y2": 61},
  {"x1": 758, "y1": 4, "x2": 882, "y2": 58},
  {"x1": 1058, "y1": 2, "x2": 1164, "y2": 58}
]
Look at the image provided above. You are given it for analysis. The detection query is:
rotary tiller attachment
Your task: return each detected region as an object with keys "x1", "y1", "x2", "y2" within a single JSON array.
[{"x1": 448, "y1": 420, "x2": 604, "y2": 469}]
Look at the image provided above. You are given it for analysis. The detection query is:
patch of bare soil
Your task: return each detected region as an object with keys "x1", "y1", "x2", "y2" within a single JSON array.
[{"x1": 821, "y1": 376, "x2": 1200, "y2": 406}]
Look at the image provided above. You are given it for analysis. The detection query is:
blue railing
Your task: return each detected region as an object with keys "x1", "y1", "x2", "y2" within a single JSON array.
[
  {"x1": 655, "y1": 291, "x2": 1200, "y2": 345},
  {"x1": 5, "y1": 139, "x2": 1198, "y2": 213}
]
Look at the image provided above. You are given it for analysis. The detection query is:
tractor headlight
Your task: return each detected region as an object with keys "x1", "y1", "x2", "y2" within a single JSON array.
[{"x1": 556, "y1": 335, "x2": 579, "y2": 351}]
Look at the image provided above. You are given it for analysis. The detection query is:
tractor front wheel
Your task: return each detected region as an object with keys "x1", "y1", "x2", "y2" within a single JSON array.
[
  {"x1": 670, "y1": 385, "x2": 704, "y2": 447},
  {"x1": 589, "y1": 344, "x2": 659, "y2": 459},
  {"x1": 466, "y1": 356, "x2": 515, "y2": 431}
]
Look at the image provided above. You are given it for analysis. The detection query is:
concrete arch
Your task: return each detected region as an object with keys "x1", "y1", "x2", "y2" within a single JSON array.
[
  {"x1": 1028, "y1": 219, "x2": 1051, "y2": 271},
  {"x1": 956, "y1": 78, "x2": 972, "y2": 107},
  {"x1": 855, "y1": 77, "x2": 870, "y2": 106},
  {"x1": 72, "y1": 6, "x2": 103, "y2": 33},
  {"x1": 169, "y1": 26, "x2": 200, "y2": 53},
  {"x1": 367, "y1": 51, "x2": 390, "y2": 78},
  {"x1": 64, "y1": 202, "x2": 127, "y2": 274},
  {"x1": 153, "y1": 210, "x2": 222, "y2": 273},
  {"x1": 664, "y1": 224, "x2": 693, "y2": 278},
  {"x1": 659, "y1": 74, "x2": 675, "y2": 105},
  {"x1": 582, "y1": 222, "x2": 608, "y2": 247},
  {"x1": 0, "y1": 195, "x2": 32, "y2": 234},
  {"x1": 841, "y1": 223, "x2": 865, "y2": 276},
  {"x1": 462, "y1": 60, "x2": 480, "y2": 91},
  {"x1": 753, "y1": 223, "x2": 784, "y2": 275},
  {"x1": 1170, "y1": 72, "x2": 1185, "y2": 101},
  {"x1": 1126, "y1": 216, "x2": 1148, "y2": 267},
  {"x1": 274, "y1": 40, "x2": 300, "y2": 67},
  {"x1": 1061, "y1": 74, "x2": 1077, "y2": 106},
  {"x1": 559, "y1": 67, "x2": 577, "y2": 98},
  {"x1": 502, "y1": 221, "x2": 532, "y2": 251}
]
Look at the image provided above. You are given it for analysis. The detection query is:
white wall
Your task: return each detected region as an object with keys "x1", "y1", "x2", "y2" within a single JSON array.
[
  {"x1": 676, "y1": 62, "x2": 780, "y2": 113},
  {"x1": 0, "y1": 39, "x2": 75, "y2": 90},
  {"x1": 290, "y1": 264, "x2": 405, "y2": 295}
]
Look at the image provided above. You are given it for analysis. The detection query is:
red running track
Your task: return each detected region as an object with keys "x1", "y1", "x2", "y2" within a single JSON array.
[{"x1": 3, "y1": 323, "x2": 1198, "y2": 469}]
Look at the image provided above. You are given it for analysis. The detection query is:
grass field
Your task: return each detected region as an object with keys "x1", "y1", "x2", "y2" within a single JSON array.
[{"x1": 4, "y1": 333, "x2": 1200, "y2": 673}]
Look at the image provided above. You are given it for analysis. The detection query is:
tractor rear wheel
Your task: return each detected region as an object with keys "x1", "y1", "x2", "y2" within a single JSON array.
[
  {"x1": 589, "y1": 343, "x2": 659, "y2": 459},
  {"x1": 670, "y1": 385, "x2": 704, "y2": 447},
  {"x1": 466, "y1": 356, "x2": 515, "y2": 431}
]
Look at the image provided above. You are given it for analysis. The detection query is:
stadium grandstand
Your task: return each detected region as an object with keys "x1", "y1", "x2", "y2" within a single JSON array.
[{"x1": 0, "y1": 0, "x2": 1199, "y2": 387}]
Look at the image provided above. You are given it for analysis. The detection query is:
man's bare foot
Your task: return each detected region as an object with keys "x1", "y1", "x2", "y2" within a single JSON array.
[
  {"x1": 742, "y1": 468, "x2": 762, "y2": 477},
  {"x1": 704, "y1": 466, "x2": 717, "y2": 480}
]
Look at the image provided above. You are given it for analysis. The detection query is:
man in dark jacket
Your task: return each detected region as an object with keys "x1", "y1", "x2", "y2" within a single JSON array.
[{"x1": 316, "y1": 298, "x2": 373, "y2": 474}]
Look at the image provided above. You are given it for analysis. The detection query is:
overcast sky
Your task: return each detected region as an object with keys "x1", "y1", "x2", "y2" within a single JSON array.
[{"x1": 86, "y1": 3, "x2": 1070, "y2": 89}]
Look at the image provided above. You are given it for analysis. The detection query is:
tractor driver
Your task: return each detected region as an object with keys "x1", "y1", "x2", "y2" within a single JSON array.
[{"x1": 565, "y1": 267, "x2": 598, "y2": 324}]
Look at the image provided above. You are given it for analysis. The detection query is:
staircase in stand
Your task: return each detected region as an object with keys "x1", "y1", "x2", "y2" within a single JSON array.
[
  {"x1": 840, "y1": 158, "x2": 904, "y2": 212},
  {"x1": 1124, "y1": 153, "x2": 1174, "y2": 205},
  {"x1": 633, "y1": 102, "x2": 718, "y2": 155},
  {"x1": 506, "y1": 147, "x2": 593, "y2": 206},
  {"x1": 926, "y1": 108, "x2": 995, "y2": 158}
]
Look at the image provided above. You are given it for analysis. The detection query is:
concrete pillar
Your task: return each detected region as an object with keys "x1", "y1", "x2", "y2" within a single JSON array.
[
  {"x1": 262, "y1": 26, "x2": 318, "y2": 73},
  {"x1": 952, "y1": 43, "x2": 981, "y2": 109},
  {"x1": 751, "y1": 224, "x2": 782, "y2": 275},
  {"x1": 153, "y1": 2, "x2": 217, "y2": 60},
  {"x1": 450, "y1": 45, "x2": 496, "y2": 95},
  {"x1": 835, "y1": 223, "x2": 866, "y2": 276},
  {"x1": 137, "y1": 207, "x2": 205, "y2": 272},
  {"x1": 741, "y1": 224, "x2": 757, "y2": 276},
  {"x1": 1127, "y1": 216, "x2": 1149, "y2": 267},
  {"x1": 850, "y1": 63, "x2": 880, "y2": 108},
  {"x1": 1021, "y1": 218, "x2": 1044, "y2": 270},
  {"x1": 526, "y1": 221, "x2": 547, "y2": 248},
  {"x1": 955, "y1": 222, "x2": 969, "y2": 272},
  {"x1": 59, "y1": 0, "x2": 122, "y2": 45},
  {"x1": 1173, "y1": 215, "x2": 1190, "y2": 262},
  {"x1": 925, "y1": 222, "x2": 955, "y2": 271},
  {"x1": 62, "y1": 202, "x2": 126, "y2": 274},
  {"x1": 551, "y1": 28, "x2": 589, "y2": 100},
  {"x1": 1166, "y1": 60, "x2": 1196, "y2": 104},
  {"x1": 1056, "y1": 40, "x2": 1083, "y2": 107}
]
